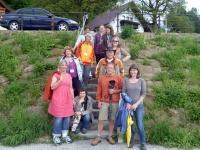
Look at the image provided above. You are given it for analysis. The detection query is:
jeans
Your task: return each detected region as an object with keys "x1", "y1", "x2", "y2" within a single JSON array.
[
  {"x1": 82, "y1": 64, "x2": 91, "y2": 87},
  {"x1": 77, "y1": 114, "x2": 91, "y2": 130},
  {"x1": 130, "y1": 105, "x2": 146, "y2": 145},
  {"x1": 53, "y1": 117, "x2": 70, "y2": 136}
]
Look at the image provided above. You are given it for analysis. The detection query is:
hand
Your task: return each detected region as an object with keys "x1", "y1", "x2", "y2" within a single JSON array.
[
  {"x1": 126, "y1": 103, "x2": 132, "y2": 110},
  {"x1": 75, "y1": 112, "x2": 82, "y2": 115},
  {"x1": 131, "y1": 103, "x2": 138, "y2": 111},
  {"x1": 109, "y1": 89, "x2": 115, "y2": 94},
  {"x1": 98, "y1": 102, "x2": 102, "y2": 109}
]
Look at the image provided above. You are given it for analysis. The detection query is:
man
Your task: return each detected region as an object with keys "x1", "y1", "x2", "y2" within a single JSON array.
[
  {"x1": 95, "y1": 47, "x2": 124, "y2": 79},
  {"x1": 94, "y1": 25, "x2": 105, "y2": 63},
  {"x1": 91, "y1": 63, "x2": 123, "y2": 146}
]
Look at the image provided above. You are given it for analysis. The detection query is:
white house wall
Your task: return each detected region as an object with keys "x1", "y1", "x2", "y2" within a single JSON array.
[{"x1": 109, "y1": 10, "x2": 144, "y2": 33}]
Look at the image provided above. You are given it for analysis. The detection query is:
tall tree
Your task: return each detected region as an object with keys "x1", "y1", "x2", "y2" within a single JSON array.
[
  {"x1": 167, "y1": 0, "x2": 195, "y2": 32},
  {"x1": 187, "y1": 8, "x2": 200, "y2": 33},
  {"x1": 137, "y1": 0, "x2": 174, "y2": 31}
]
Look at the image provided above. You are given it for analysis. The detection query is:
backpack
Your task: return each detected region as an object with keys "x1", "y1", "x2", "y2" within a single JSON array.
[{"x1": 42, "y1": 71, "x2": 60, "y2": 102}]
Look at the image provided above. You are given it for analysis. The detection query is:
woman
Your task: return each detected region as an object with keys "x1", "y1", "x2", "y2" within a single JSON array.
[
  {"x1": 122, "y1": 64, "x2": 147, "y2": 150},
  {"x1": 60, "y1": 46, "x2": 83, "y2": 96},
  {"x1": 94, "y1": 25, "x2": 106, "y2": 63},
  {"x1": 112, "y1": 35, "x2": 130, "y2": 62},
  {"x1": 101, "y1": 25, "x2": 114, "y2": 52},
  {"x1": 48, "y1": 60, "x2": 74, "y2": 145},
  {"x1": 72, "y1": 88, "x2": 93, "y2": 134}
]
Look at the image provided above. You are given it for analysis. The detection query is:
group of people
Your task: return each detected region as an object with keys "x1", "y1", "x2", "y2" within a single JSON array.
[{"x1": 46, "y1": 25, "x2": 146, "y2": 150}]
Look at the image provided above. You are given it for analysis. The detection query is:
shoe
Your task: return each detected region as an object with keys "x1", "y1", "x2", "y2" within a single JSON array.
[
  {"x1": 74, "y1": 129, "x2": 80, "y2": 134},
  {"x1": 91, "y1": 136, "x2": 101, "y2": 146},
  {"x1": 62, "y1": 136, "x2": 73, "y2": 144},
  {"x1": 140, "y1": 144, "x2": 146, "y2": 150},
  {"x1": 106, "y1": 136, "x2": 115, "y2": 145},
  {"x1": 128, "y1": 143, "x2": 133, "y2": 148},
  {"x1": 53, "y1": 136, "x2": 61, "y2": 145},
  {"x1": 81, "y1": 128, "x2": 87, "y2": 134}
]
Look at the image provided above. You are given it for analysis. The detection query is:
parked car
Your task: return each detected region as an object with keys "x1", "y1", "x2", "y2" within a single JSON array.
[{"x1": 0, "y1": 8, "x2": 79, "y2": 31}]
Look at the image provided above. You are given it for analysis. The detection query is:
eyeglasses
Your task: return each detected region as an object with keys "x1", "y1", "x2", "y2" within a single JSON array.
[{"x1": 113, "y1": 40, "x2": 119, "y2": 43}]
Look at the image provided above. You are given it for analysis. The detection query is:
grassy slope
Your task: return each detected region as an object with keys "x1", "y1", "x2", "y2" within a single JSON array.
[{"x1": 0, "y1": 31, "x2": 199, "y2": 148}]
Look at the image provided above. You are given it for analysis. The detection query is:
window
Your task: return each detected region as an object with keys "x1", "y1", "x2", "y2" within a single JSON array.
[
  {"x1": 17, "y1": 9, "x2": 33, "y2": 15},
  {"x1": 34, "y1": 9, "x2": 50, "y2": 16}
]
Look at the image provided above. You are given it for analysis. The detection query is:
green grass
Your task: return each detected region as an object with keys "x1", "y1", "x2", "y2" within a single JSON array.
[
  {"x1": 145, "y1": 33, "x2": 200, "y2": 148},
  {"x1": 0, "y1": 31, "x2": 75, "y2": 146}
]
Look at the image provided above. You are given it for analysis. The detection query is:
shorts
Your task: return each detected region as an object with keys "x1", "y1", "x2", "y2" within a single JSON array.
[{"x1": 98, "y1": 102, "x2": 119, "y2": 121}]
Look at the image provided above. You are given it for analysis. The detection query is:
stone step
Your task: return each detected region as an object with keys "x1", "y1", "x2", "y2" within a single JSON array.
[
  {"x1": 88, "y1": 78, "x2": 98, "y2": 84},
  {"x1": 87, "y1": 83, "x2": 97, "y2": 91},
  {"x1": 88, "y1": 91, "x2": 96, "y2": 99}
]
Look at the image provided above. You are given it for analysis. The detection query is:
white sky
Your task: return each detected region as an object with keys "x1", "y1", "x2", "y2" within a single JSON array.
[{"x1": 186, "y1": 0, "x2": 200, "y2": 13}]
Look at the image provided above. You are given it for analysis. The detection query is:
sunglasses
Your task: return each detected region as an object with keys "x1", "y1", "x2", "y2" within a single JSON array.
[{"x1": 113, "y1": 40, "x2": 119, "y2": 42}]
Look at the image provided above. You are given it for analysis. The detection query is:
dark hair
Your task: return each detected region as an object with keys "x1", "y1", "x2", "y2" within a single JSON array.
[
  {"x1": 79, "y1": 88, "x2": 88, "y2": 111},
  {"x1": 128, "y1": 64, "x2": 140, "y2": 79},
  {"x1": 105, "y1": 25, "x2": 114, "y2": 36}
]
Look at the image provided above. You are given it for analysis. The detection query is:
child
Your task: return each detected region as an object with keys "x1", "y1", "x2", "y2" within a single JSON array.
[
  {"x1": 72, "y1": 89, "x2": 92, "y2": 134},
  {"x1": 48, "y1": 60, "x2": 74, "y2": 145}
]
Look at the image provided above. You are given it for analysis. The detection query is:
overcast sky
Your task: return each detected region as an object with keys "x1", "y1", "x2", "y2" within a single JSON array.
[{"x1": 186, "y1": 0, "x2": 200, "y2": 13}]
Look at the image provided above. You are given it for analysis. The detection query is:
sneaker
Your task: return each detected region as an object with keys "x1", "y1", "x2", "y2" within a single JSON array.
[
  {"x1": 81, "y1": 128, "x2": 87, "y2": 134},
  {"x1": 74, "y1": 129, "x2": 80, "y2": 134},
  {"x1": 128, "y1": 143, "x2": 133, "y2": 148},
  {"x1": 62, "y1": 136, "x2": 73, "y2": 144},
  {"x1": 106, "y1": 136, "x2": 115, "y2": 145},
  {"x1": 91, "y1": 136, "x2": 101, "y2": 146},
  {"x1": 140, "y1": 144, "x2": 146, "y2": 150},
  {"x1": 53, "y1": 136, "x2": 61, "y2": 145}
]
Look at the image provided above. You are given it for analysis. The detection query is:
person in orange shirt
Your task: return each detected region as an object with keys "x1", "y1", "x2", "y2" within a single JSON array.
[
  {"x1": 91, "y1": 63, "x2": 123, "y2": 146},
  {"x1": 76, "y1": 34, "x2": 95, "y2": 87}
]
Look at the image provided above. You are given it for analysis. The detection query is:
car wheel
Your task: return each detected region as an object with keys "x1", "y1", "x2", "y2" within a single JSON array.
[
  {"x1": 57, "y1": 22, "x2": 68, "y2": 31},
  {"x1": 9, "y1": 21, "x2": 20, "y2": 30}
]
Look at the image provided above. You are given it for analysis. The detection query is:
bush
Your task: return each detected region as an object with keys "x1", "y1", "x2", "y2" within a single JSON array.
[
  {"x1": 148, "y1": 121, "x2": 200, "y2": 148},
  {"x1": 0, "y1": 106, "x2": 50, "y2": 146},
  {"x1": 121, "y1": 26, "x2": 134, "y2": 39},
  {"x1": 0, "y1": 44, "x2": 21, "y2": 81},
  {"x1": 153, "y1": 71, "x2": 169, "y2": 81},
  {"x1": 154, "y1": 81, "x2": 187, "y2": 108},
  {"x1": 129, "y1": 34, "x2": 146, "y2": 59}
]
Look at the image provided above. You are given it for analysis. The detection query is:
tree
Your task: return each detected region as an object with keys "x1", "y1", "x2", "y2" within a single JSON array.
[
  {"x1": 187, "y1": 8, "x2": 200, "y2": 33},
  {"x1": 137, "y1": 0, "x2": 174, "y2": 31},
  {"x1": 167, "y1": 0, "x2": 195, "y2": 33}
]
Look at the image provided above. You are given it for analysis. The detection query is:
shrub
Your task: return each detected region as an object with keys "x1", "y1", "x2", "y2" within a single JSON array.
[
  {"x1": 0, "y1": 106, "x2": 50, "y2": 146},
  {"x1": 185, "y1": 103, "x2": 200, "y2": 121},
  {"x1": 121, "y1": 26, "x2": 134, "y2": 39},
  {"x1": 154, "y1": 81, "x2": 187, "y2": 108},
  {"x1": 148, "y1": 121, "x2": 200, "y2": 148},
  {"x1": 143, "y1": 59, "x2": 151, "y2": 65},
  {"x1": 0, "y1": 44, "x2": 21, "y2": 81},
  {"x1": 55, "y1": 31, "x2": 76, "y2": 46},
  {"x1": 153, "y1": 71, "x2": 169, "y2": 81}
]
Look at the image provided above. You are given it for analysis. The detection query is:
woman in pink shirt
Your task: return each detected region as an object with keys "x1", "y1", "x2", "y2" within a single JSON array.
[{"x1": 48, "y1": 60, "x2": 74, "y2": 145}]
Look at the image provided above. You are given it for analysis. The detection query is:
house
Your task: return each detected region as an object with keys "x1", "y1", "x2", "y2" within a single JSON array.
[
  {"x1": 0, "y1": 0, "x2": 13, "y2": 15},
  {"x1": 87, "y1": 2, "x2": 144, "y2": 33}
]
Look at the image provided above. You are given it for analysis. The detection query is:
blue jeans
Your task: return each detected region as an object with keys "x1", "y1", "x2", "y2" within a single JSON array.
[
  {"x1": 82, "y1": 64, "x2": 91, "y2": 88},
  {"x1": 130, "y1": 105, "x2": 146, "y2": 145},
  {"x1": 78, "y1": 114, "x2": 91, "y2": 130},
  {"x1": 53, "y1": 117, "x2": 70, "y2": 136}
]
